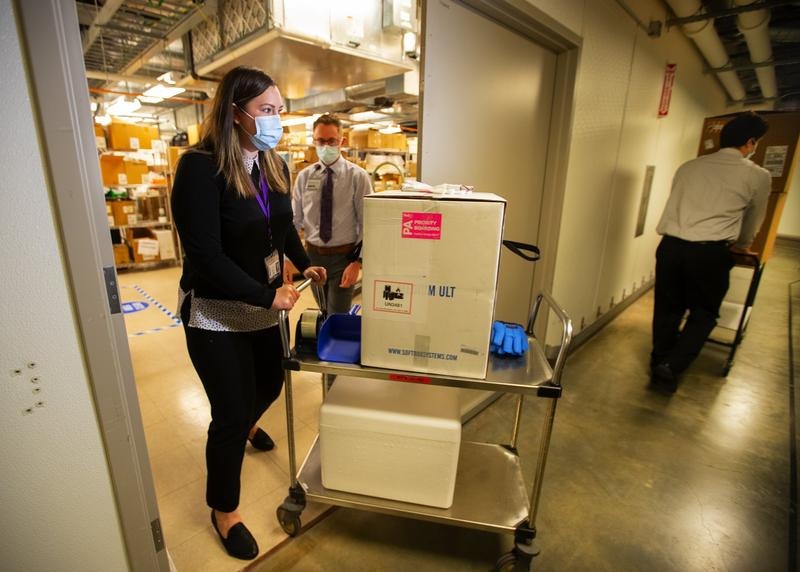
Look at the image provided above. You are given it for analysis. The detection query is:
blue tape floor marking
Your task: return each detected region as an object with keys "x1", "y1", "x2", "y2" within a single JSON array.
[{"x1": 126, "y1": 284, "x2": 182, "y2": 337}]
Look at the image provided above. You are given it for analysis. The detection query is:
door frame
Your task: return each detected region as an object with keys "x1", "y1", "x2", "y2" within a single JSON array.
[
  {"x1": 419, "y1": 0, "x2": 581, "y2": 301},
  {"x1": 14, "y1": 1, "x2": 168, "y2": 570}
]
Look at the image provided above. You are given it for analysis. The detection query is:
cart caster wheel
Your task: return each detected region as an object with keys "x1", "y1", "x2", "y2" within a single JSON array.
[
  {"x1": 276, "y1": 507, "x2": 301, "y2": 537},
  {"x1": 493, "y1": 549, "x2": 533, "y2": 572},
  {"x1": 494, "y1": 551, "x2": 517, "y2": 571}
]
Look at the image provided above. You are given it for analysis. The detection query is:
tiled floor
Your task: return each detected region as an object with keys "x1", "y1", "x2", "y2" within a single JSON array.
[{"x1": 118, "y1": 267, "x2": 331, "y2": 571}]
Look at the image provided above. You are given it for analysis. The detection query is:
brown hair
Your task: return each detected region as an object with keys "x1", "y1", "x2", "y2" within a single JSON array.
[
  {"x1": 191, "y1": 66, "x2": 288, "y2": 197},
  {"x1": 312, "y1": 113, "x2": 342, "y2": 132}
]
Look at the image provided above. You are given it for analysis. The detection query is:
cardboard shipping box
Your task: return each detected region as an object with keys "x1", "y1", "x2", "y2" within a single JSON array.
[
  {"x1": 749, "y1": 191, "x2": 787, "y2": 261},
  {"x1": 113, "y1": 243, "x2": 131, "y2": 266},
  {"x1": 150, "y1": 229, "x2": 176, "y2": 260},
  {"x1": 361, "y1": 191, "x2": 506, "y2": 379},
  {"x1": 109, "y1": 200, "x2": 137, "y2": 227},
  {"x1": 126, "y1": 228, "x2": 160, "y2": 263}
]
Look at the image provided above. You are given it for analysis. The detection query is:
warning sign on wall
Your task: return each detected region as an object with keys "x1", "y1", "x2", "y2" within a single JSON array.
[{"x1": 658, "y1": 63, "x2": 677, "y2": 118}]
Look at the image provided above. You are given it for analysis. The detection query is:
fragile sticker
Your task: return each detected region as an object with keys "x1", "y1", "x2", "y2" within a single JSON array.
[{"x1": 401, "y1": 212, "x2": 442, "y2": 240}]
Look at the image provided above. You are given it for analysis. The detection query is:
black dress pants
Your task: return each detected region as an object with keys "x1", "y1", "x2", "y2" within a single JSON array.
[
  {"x1": 651, "y1": 235, "x2": 734, "y2": 374},
  {"x1": 181, "y1": 301, "x2": 284, "y2": 512}
]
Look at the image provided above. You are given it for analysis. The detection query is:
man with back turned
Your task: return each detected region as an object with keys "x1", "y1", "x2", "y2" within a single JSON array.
[{"x1": 650, "y1": 111, "x2": 770, "y2": 392}]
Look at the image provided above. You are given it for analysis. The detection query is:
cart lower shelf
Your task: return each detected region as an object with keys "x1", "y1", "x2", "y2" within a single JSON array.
[{"x1": 297, "y1": 437, "x2": 530, "y2": 535}]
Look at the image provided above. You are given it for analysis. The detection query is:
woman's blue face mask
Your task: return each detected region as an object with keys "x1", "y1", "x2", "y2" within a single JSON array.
[{"x1": 238, "y1": 107, "x2": 283, "y2": 150}]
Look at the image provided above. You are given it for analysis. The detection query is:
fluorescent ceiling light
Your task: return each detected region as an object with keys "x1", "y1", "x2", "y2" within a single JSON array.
[
  {"x1": 349, "y1": 111, "x2": 389, "y2": 122},
  {"x1": 138, "y1": 95, "x2": 164, "y2": 104},
  {"x1": 106, "y1": 96, "x2": 142, "y2": 116},
  {"x1": 281, "y1": 114, "x2": 321, "y2": 127},
  {"x1": 350, "y1": 123, "x2": 380, "y2": 131},
  {"x1": 157, "y1": 71, "x2": 178, "y2": 85},
  {"x1": 143, "y1": 84, "x2": 185, "y2": 99}
]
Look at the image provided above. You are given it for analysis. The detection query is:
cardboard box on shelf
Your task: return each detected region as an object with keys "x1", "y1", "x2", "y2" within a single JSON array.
[
  {"x1": 113, "y1": 243, "x2": 131, "y2": 266},
  {"x1": 150, "y1": 229, "x2": 176, "y2": 260},
  {"x1": 108, "y1": 121, "x2": 130, "y2": 150},
  {"x1": 304, "y1": 146, "x2": 318, "y2": 163},
  {"x1": 124, "y1": 159, "x2": 149, "y2": 185},
  {"x1": 167, "y1": 146, "x2": 187, "y2": 173},
  {"x1": 348, "y1": 130, "x2": 368, "y2": 149},
  {"x1": 361, "y1": 191, "x2": 506, "y2": 379},
  {"x1": 126, "y1": 227, "x2": 161, "y2": 263},
  {"x1": 100, "y1": 154, "x2": 126, "y2": 186},
  {"x1": 367, "y1": 130, "x2": 383, "y2": 149},
  {"x1": 187, "y1": 124, "x2": 201, "y2": 146},
  {"x1": 749, "y1": 191, "x2": 787, "y2": 261},
  {"x1": 698, "y1": 111, "x2": 800, "y2": 194},
  {"x1": 109, "y1": 200, "x2": 137, "y2": 227}
]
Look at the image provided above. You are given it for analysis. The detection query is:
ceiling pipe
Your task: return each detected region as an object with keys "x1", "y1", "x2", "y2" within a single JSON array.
[
  {"x1": 664, "y1": 0, "x2": 746, "y2": 101},
  {"x1": 734, "y1": 0, "x2": 777, "y2": 99},
  {"x1": 85, "y1": 70, "x2": 214, "y2": 96}
]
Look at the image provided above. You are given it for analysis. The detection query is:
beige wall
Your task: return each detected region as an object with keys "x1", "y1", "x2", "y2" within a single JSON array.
[
  {"x1": 525, "y1": 0, "x2": 730, "y2": 332},
  {"x1": 778, "y1": 169, "x2": 800, "y2": 238},
  {"x1": 0, "y1": 1, "x2": 129, "y2": 569}
]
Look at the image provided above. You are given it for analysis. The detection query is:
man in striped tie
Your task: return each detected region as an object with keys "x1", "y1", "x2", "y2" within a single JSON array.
[{"x1": 291, "y1": 114, "x2": 372, "y2": 314}]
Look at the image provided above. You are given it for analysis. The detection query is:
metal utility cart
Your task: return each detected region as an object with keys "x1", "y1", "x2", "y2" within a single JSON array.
[
  {"x1": 706, "y1": 253, "x2": 765, "y2": 376},
  {"x1": 276, "y1": 281, "x2": 572, "y2": 571}
]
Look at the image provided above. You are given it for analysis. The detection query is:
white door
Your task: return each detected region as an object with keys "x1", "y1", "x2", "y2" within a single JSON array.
[{"x1": 421, "y1": 0, "x2": 557, "y2": 323}]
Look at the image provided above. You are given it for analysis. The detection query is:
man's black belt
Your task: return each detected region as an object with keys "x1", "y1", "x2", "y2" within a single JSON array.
[{"x1": 663, "y1": 235, "x2": 731, "y2": 246}]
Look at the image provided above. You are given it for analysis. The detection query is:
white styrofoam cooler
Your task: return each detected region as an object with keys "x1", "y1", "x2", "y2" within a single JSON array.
[
  {"x1": 361, "y1": 191, "x2": 506, "y2": 379},
  {"x1": 319, "y1": 376, "x2": 461, "y2": 508}
]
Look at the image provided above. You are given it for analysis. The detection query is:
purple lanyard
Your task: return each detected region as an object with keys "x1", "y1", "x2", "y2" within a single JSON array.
[{"x1": 254, "y1": 175, "x2": 274, "y2": 247}]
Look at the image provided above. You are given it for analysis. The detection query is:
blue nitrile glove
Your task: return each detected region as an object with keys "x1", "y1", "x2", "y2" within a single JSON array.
[
  {"x1": 506, "y1": 324, "x2": 528, "y2": 356},
  {"x1": 491, "y1": 321, "x2": 506, "y2": 353},
  {"x1": 490, "y1": 321, "x2": 528, "y2": 357}
]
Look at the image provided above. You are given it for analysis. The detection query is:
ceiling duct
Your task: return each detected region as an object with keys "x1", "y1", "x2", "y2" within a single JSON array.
[
  {"x1": 734, "y1": 0, "x2": 778, "y2": 99},
  {"x1": 288, "y1": 71, "x2": 419, "y2": 114},
  {"x1": 665, "y1": 0, "x2": 746, "y2": 101}
]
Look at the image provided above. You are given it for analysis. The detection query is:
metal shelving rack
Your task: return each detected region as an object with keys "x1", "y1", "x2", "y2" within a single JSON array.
[{"x1": 275, "y1": 281, "x2": 573, "y2": 571}]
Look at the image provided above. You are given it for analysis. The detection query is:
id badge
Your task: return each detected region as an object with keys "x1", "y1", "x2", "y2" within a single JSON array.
[
  {"x1": 306, "y1": 177, "x2": 322, "y2": 192},
  {"x1": 265, "y1": 250, "x2": 281, "y2": 283}
]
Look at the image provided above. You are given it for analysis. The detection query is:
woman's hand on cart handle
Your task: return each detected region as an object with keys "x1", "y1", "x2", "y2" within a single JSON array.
[
  {"x1": 303, "y1": 266, "x2": 327, "y2": 285},
  {"x1": 271, "y1": 284, "x2": 301, "y2": 310}
]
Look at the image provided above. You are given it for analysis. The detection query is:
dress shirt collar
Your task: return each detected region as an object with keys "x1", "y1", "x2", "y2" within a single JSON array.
[
  {"x1": 314, "y1": 157, "x2": 347, "y2": 176},
  {"x1": 242, "y1": 148, "x2": 258, "y2": 174}
]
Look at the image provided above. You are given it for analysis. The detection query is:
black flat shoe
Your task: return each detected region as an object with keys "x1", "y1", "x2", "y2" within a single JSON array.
[
  {"x1": 650, "y1": 362, "x2": 678, "y2": 393},
  {"x1": 248, "y1": 427, "x2": 275, "y2": 451},
  {"x1": 211, "y1": 510, "x2": 259, "y2": 560}
]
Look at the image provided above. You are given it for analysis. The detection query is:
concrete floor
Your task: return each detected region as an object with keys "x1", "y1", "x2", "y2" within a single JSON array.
[{"x1": 251, "y1": 239, "x2": 799, "y2": 572}]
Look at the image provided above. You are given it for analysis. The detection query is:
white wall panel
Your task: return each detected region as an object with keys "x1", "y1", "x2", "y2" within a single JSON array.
[
  {"x1": 0, "y1": 1, "x2": 128, "y2": 570},
  {"x1": 546, "y1": 0, "x2": 729, "y2": 333},
  {"x1": 778, "y1": 169, "x2": 800, "y2": 238},
  {"x1": 550, "y1": 0, "x2": 637, "y2": 329}
]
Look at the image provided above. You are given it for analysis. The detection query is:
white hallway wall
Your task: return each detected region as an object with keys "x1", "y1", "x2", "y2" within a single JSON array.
[
  {"x1": 0, "y1": 1, "x2": 129, "y2": 570},
  {"x1": 525, "y1": 0, "x2": 730, "y2": 333},
  {"x1": 778, "y1": 170, "x2": 800, "y2": 238}
]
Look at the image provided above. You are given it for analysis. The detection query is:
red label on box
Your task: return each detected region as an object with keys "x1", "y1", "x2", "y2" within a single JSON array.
[{"x1": 401, "y1": 212, "x2": 442, "y2": 239}]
